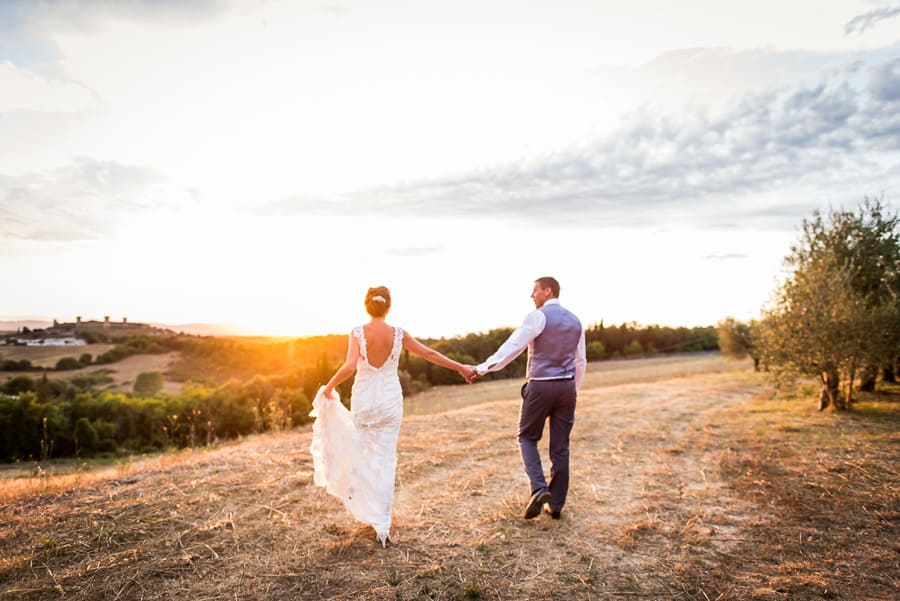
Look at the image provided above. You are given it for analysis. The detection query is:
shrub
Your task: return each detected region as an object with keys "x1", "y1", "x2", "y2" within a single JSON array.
[
  {"x1": 586, "y1": 341, "x2": 606, "y2": 361},
  {"x1": 134, "y1": 372, "x2": 164, "y2": 397},
  {"x1": 56, "y1": 357, "x2": 81, "y2": 371},
  {"x1": 73, "y1": 417, "x2": 99, "y2": 454}
]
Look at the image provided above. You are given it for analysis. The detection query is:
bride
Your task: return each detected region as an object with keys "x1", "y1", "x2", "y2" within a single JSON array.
[{"x1": 309, "y1": 286, "x2": 476, "y2": 546}]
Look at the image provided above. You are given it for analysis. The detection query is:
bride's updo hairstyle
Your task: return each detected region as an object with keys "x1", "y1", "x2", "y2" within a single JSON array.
[{"x1": 365, "y1": 286, "x2": 391, "y2": 317}]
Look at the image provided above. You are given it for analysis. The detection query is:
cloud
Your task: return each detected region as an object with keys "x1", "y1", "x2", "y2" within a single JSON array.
[
  {"x1": 0, "y1": 157, "x2": 164, "y2": 241},
  {"x1": 384, "y1": 246, "x2": 443, "y2": 257},
  {"x1": 10, "y1": 0, "x2": 229, "y2": 33},
  {"x1": 319, "y1": 4, "x2": 352, "y2": 17},
  {"x1": 703, "y1": 253, "x2": 749, "y2": 260},
  {"x1": 868, "y1": 58, "x2": 900, "y2": 102},
  {"x1": 0, "y1": 0, "x2": 229, "y2": 75},
  {"x1": 260, "y1": 53, "x2": 900, "y2": 231},
  {"x1": 845, "y1": 5, "x2": 900, "y2": 35},
  {"x1": 0, "y1": 60, "x2": 96, "y2": 113}
]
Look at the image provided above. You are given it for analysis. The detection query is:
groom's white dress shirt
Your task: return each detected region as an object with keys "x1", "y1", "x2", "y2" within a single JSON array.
[{"x1": 475, "y1": 299, "x2": 587, "y2": 391}]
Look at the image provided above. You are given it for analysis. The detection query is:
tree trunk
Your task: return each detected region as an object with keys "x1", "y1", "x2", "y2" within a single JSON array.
[
  {"x1": 819, "y1": 368, "x2": 843, "y2": 411},
  {"x1": 818, "y1": 386, "x2": 829, "y2": 411},
  {"x1": 845, "y1": 363, "x2": 856, "y2": 408},
  {"x1": 859, "y1": 365, "x2": 878, "y2": 392},
  {"x1": 884, "y1": 361, "x2": 897, "y2": 384}
]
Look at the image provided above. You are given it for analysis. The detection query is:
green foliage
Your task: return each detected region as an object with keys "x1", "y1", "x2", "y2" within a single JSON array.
[
  {"x1": 2, "y1": 358, "x2": 33, "y2": 371},
  {"x1": 55, "y1": 356, "x2": 81, "y2": 371},
  {"x1": 69, "y1": 370, "x2": 115, "y2": 390},
  {"x1": 0, "y1": 317, "x2": 725, "y2": 461},
  {"x1": 623, "y1": 340, "x2": 643, "y2": 356},
  {"x1": 165, "y1": 335, "x2": 347, "y2": 386},
  {"x1": 0, "y1": 391, "x2": 70, "y2": 461},
  {"x1": 134, "y1": 371, "x2": 164, "y2": 397},
  {"x1": 583, "y1": 322, "x2": 717, "y2": 358},
  {"x1": 717, "y1": 317, "x2": 754, "y2": 358},
  {"x1": 760, "y1": 199, "x2": 900, "y2": 409},
  {"x1": 78, "y1": 330, "x2": 107, "y2": 344},
  {"x1": 399, "y1": 369, "x2": 431, "y2": 396},
  {"x1": 0, "y1": 369, "x2": 314, "y2": 461},
  {"x1": 95, "y1": 335, "x2": 176, "y2": 365},
  {"x1": 2, "y1": 375, "x2": 36, "y2": 395},
  {"x1": 73, "y1": 417, "x2": 99, "y2": 453},
  {"x1": 79, "y1": 353, "x2": 93, "y2": 367},
  {"x1": 586, "y1": 341, "x2": 606, "y2": 361}
]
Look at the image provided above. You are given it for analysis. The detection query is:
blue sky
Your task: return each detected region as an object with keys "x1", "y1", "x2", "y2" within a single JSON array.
[{"x1": 1, "y1": 1, "x2": 899, "y2": 337}]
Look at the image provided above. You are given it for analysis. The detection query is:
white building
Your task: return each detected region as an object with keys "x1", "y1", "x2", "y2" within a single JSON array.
[{"x1": 7, "y1": 337, "x2": 87, "y2": 346}]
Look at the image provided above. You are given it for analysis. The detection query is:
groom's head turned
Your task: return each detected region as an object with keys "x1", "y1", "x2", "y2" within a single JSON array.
[
  {"x1": 532, "y1": 277, "x2": 560, "y2": 308},
  {"x1": 365, "y1": 286, "x2": 392, "y2": 317}
]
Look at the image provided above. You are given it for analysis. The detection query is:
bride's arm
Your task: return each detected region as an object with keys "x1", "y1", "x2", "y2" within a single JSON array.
[
  {"x1": 402, "y1": 330, "x2": 476, "y2": 381},
  {"x1": 323, "y1": 332, "x2": 360, "y2": 399}
]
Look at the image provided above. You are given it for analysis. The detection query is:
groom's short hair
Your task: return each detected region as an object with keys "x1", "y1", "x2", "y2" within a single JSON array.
[{"x1": 535, "y1": 277, "x2": 560, "y2": 298}]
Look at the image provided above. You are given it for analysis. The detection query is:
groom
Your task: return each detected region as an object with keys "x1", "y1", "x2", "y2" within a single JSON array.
[{"x1": 473, "y1": 277, "x2": 586, "y2": 520}]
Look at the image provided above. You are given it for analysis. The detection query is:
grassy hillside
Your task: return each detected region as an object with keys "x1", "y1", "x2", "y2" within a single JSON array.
[
  {"x1": 1, "y1": 356, "x2": 897, "y2": 600},
  {"x1": 0, "y1": 346, "x2": 181, "y2": 394},
  {"x1": 0, "y1": 344, "x2": 116, "y2": 368}
]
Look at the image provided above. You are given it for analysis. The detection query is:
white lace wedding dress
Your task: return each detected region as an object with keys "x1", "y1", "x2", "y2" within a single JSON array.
[{"x1": 309, "y1": 326, "x2": 404, "y2": 547}]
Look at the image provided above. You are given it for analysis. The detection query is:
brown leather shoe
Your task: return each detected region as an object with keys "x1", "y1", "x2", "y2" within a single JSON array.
[{"x1": 523, "y1": 489, "x2": 551, "y2": 519}]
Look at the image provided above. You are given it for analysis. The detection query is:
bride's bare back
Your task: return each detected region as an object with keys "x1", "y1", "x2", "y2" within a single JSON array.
[{"x1": 363, "y1": 321, "x2": 395, "y2": 368}]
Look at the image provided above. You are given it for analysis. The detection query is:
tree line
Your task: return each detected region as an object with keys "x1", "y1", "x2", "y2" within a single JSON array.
[
  {"x1": 0, "y1": 375, "x2": 310, "y2": 461},
  {"x1": 2, "y1": 199, "x2": 893, "y2": 463},
  {"x1": 0, "y1": 323, "x2": 717, "y2": 462}
]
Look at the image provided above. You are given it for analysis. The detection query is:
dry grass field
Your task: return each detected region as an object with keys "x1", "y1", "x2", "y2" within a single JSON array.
[
  {"x1": 1, "y1": 355, "x2": 897, "y2": 600},
  {"x1": 0, "y1": 345, "x2": 116, "y2": 368},
  {"x1": 0, "y1": 348, "x2": 182, "y2": 394}
]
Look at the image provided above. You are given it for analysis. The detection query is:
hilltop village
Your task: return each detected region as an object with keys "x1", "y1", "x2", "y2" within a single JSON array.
[{"x1": 2, "y1": 317, "x2": 169, "y2": 346}]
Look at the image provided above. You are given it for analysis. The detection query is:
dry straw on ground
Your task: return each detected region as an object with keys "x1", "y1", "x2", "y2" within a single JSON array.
[{"x1": 1, "y1": 354, "x2": 897, "y2": 600}]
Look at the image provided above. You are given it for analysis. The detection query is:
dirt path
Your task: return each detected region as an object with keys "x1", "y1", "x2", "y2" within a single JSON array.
[
  {"x1": 1, "y1": 357, "x2": 894, "y2": 600},
  {"x1": 389, "y1": 367, "x2": 763, "y2": 600}
]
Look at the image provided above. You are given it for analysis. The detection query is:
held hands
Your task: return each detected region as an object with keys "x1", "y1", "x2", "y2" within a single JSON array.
[{"x1": 457, "y1": 364, "x2": 480, "y2": 384}]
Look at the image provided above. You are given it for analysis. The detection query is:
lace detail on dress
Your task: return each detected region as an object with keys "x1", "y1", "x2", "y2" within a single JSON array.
[
  {"x1": 353, "y1": 326, "x2": 367, "y2": 361},
  {"x1": 310, "y1": 325, "x2": 405, "y2": 547},
  {"x1": 354, "y1": 325, "x2": 402, "y2": 368}
]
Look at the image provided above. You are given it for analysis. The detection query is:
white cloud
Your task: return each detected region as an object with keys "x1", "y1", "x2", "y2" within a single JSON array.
[
  {"x1": 1, "y1": 1, "x2": 898, "y2": 332},
  {"x1": 8, "y1": 0, "x2": 229, "y2": 34},
  {"x1": 261, "y1": 53, "x2": 900, "y2": 231},
  {"x1": 0, "y1": 61, "x2": 96, "y2": 113},
  {"x1": 845, "y1": 5, "x2": 900, "y2": 34},
  {"x1": 0, "y1": 157, "x2": 164, "y2": 241}
]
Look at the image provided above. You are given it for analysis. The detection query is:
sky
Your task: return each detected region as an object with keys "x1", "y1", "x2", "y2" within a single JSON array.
[{"x1": 1, "y1": 0, "x2": 899, "y2": 338}]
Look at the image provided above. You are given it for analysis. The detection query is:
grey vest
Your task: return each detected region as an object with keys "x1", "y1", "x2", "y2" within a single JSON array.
[{"x1": 529, "y1": 302, "x2": 582, "y2": 379}]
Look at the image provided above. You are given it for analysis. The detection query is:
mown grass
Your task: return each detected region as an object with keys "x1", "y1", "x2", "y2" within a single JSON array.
[
  {"x1": 710, "y1": 382, "x2": 899, "y2": 600},
  {"x1": 0, "y1": 356, "x2": 896, "y2": 600}
]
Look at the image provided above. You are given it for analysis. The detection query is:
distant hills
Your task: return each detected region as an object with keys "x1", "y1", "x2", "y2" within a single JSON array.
[
  {"x1": 151, "y1": 323, "x2": 256, "y2": 336},
  {"x1": 0, "y1": 320, "x2": 53, "y2": 333},
  {"x1": 0, "y1": 320, "x2": 251, "y2": 337}
]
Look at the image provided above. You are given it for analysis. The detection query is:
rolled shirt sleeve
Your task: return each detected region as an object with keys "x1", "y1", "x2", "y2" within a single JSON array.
[{"x1": 475, "y1": 310, "x2": 546, "y2": 375}]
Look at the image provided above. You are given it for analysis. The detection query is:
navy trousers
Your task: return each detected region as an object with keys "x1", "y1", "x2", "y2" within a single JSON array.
[{"x1": 517, "y1": 378, "x2": 577, "y2": 512}]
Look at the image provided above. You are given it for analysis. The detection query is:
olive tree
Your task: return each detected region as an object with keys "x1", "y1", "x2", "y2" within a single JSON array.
[
  {"x1": 134, "y1": 371, "x2": 165, "y2": 397},
  {"x1": 759, "y1": 199, "x2": 899, "y2": 410}
]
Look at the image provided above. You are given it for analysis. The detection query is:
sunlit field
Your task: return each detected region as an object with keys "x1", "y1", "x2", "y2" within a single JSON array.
[
  {"x1": 2, "y1": 354, "x2": 897, "y2": 600},
  {"x1": 405, "y1": 351, "x2": 742, "y2": 415},
  {"x1": 0, "y1": 344, "x2": 116, "y2": 368}
]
